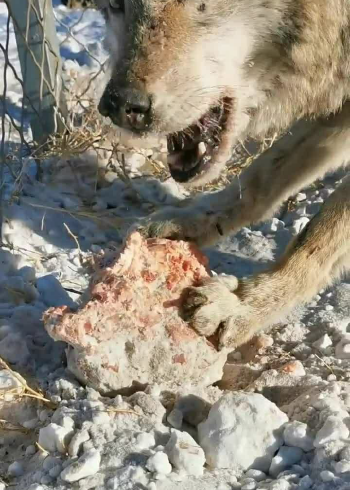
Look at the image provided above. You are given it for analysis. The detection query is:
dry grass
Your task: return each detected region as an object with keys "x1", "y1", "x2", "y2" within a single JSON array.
[
  {"x1": 31, "y1": 98, "x2": 107, "y2": 164},
  {"x1": 0, "y1": 358, "x2": 57, "y2": 439},
  {"x1": 0, "y1": 357, "x2": 57, "y2": 409},
  {"x1": 23, "y1": 200, "x2": 131, "y2": 225}
]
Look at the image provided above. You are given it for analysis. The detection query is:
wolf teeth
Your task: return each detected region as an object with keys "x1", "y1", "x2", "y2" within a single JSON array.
[{"x1": 197, "y1": 142, "x2": 206, "y2": 158}]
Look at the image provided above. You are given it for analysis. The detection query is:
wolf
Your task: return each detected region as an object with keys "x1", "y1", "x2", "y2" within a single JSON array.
[{"x1": 97, "y1": 0, "x2": 350, "y2": 351}]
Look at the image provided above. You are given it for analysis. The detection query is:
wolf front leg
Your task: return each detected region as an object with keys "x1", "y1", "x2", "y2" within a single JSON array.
[
  {"x1": 184, "y1": 175, "x2": 350, "y2": 350},
  {"x1": 141, "y1": 103, "x2": 350, "y2": 246}
]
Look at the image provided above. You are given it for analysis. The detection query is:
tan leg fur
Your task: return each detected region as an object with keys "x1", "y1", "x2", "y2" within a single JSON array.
[{"x1": 185, "y1": 176, "x2": 350, "y2": 349}]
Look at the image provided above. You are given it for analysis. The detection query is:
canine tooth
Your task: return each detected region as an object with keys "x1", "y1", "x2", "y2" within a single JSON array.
[{"x1": 197, "y1": 142, "x2": 206, "y2": 157}]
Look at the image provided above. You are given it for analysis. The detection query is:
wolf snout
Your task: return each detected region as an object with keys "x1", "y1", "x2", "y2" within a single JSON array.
[{"x1": 98, "y1": 84, "x2": 152, "y2": 132}]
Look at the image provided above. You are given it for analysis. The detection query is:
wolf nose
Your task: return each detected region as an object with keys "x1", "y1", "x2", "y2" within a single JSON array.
[
  {"x1": 123, "y1": 89, "x2": 151, "y2": 130},
  {"x1": 98, "y1": 86, "x2": 151, "y2": 131}
]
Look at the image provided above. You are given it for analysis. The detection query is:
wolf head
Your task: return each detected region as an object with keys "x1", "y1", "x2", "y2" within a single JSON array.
[{"x1": 97, "y1": 0, "x2": 299, "y2": 184}]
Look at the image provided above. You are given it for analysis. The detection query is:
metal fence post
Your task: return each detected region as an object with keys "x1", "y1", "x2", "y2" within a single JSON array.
[{"x1": 6, "y1": 0, "x2": 67, "y2": 145}]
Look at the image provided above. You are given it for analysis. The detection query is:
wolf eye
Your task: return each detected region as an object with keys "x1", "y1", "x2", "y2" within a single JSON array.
[{"x1": 109, "y1": 0, "x2": 124, "y2": 11}]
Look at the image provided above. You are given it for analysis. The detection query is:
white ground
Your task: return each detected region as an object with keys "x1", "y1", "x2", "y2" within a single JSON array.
[{"x1": 1, "y1": 2, "x2": 350, "y2": 490}]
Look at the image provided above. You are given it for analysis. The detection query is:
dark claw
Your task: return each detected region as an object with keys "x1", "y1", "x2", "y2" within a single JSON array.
[
  {"x1": 183, "y1": 287, "x2": 208, "y2": 311},
  {"x1": 136, "y1": 223, "x2": 153, "y2": 239},
  {"x1": 216, "y1": 222, "x2": 224, "y2": 236},
  {"x1": 146, "y1": 223, "x2": 160, "y2": 239},
  {"x1": 136, "y1": 221, "x2": 167, "y2": 240}
]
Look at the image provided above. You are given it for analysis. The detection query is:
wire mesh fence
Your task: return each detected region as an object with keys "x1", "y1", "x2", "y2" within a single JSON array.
[
  {"x1": 1, "y1": 0, "x2": 108, "y2": 160},
  {"x1": 0, "y1": 0, "x2": 111, "y2": 227}
]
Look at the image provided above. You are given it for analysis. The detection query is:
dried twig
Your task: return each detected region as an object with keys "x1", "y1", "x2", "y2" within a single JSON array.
[
  {"x1": 314, "y1": 353, "x2": 335, "y2": 374},
  {"x1": 63, "y1": 221, "x2": 82, "y2": 259},
  {"x1": 0, "y1": 14, "x2": 11, "y2": 236},
  {"x1": 23, "y1": 200, "x2": 133, "y2": 227},
  {"x1": 0, "y1": 357, "x2": 56, "y2": 407},
  {"x1": 0, "y1": 419, "x2": 30, "y2": 434},
  {"x1": 36, "y1": 442, "x2": 49, "y2": 454},
  {"x1": 105, "y1": 407, "x2": 142, "y2": 417}
]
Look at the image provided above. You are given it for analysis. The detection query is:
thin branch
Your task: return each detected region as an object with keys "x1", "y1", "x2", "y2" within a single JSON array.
[{"x1": 0, "y1": 14, "x2": 11, "y2": 239}]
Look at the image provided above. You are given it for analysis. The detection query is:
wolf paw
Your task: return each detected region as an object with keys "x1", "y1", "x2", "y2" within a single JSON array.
[
  {"x1": 183, "y1": 275, "x2": 260, "y2": 350},
  {"x1": 136, "y1": 206, "x2": 225, "y2": 246}
]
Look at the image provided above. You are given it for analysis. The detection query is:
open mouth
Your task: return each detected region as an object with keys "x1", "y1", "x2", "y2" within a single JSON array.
[{"x1": 167, "y1": 97, "x2": 233, "y2": 185}]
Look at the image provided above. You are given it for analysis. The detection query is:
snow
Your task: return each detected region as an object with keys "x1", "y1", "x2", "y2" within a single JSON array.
[
  {"x1": 38, "y1": 423, "x2": 74, "y2": 453},
  {"x1": 165, "y1": 429, "x2": 206, "y2": 476},
  {"x1": 146, "y1": 452, "x2": 172, "y2": 475},
  {"x1": 67, "y1": 428, "x2": 90, "y2": 457},
  {"x1": 312, "y1": 334, "x2": 333, "y2": 351},
  {"x1": 335, "y1": 335, "x2": 350, "y2": 359},
  {"x1": 269, "y1": 446, "x2": 304, "y2": 478},
  {"x1": 0, "y1": 1, "x2": 350, "y2": 490},
  {"x1": 245, "y1": 469, "x2": 267, "y2": 481},
  {"x1": 198, "y1": 392, "x2": 288, "y2": 472},
  {"x1": 283, "y1": 421, "x2": 314, "y2": 452},
  {"x1": 7, "y1": 461, "x2": 24, "y2": 477},
  {"x1": 314, "y1": 416, "x2": 350, "y2": 448},
  {"x1": 320, "y1": 470, "x2": 336, "y2": 482},
  {"x1": 60, "y1": 449, "x2": 101, "y2": 482}
]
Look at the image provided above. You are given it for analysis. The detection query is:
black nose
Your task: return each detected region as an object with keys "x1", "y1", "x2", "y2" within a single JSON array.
[{"x1": 98, "y1": 86, "x2": 151, "y2": 131}]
